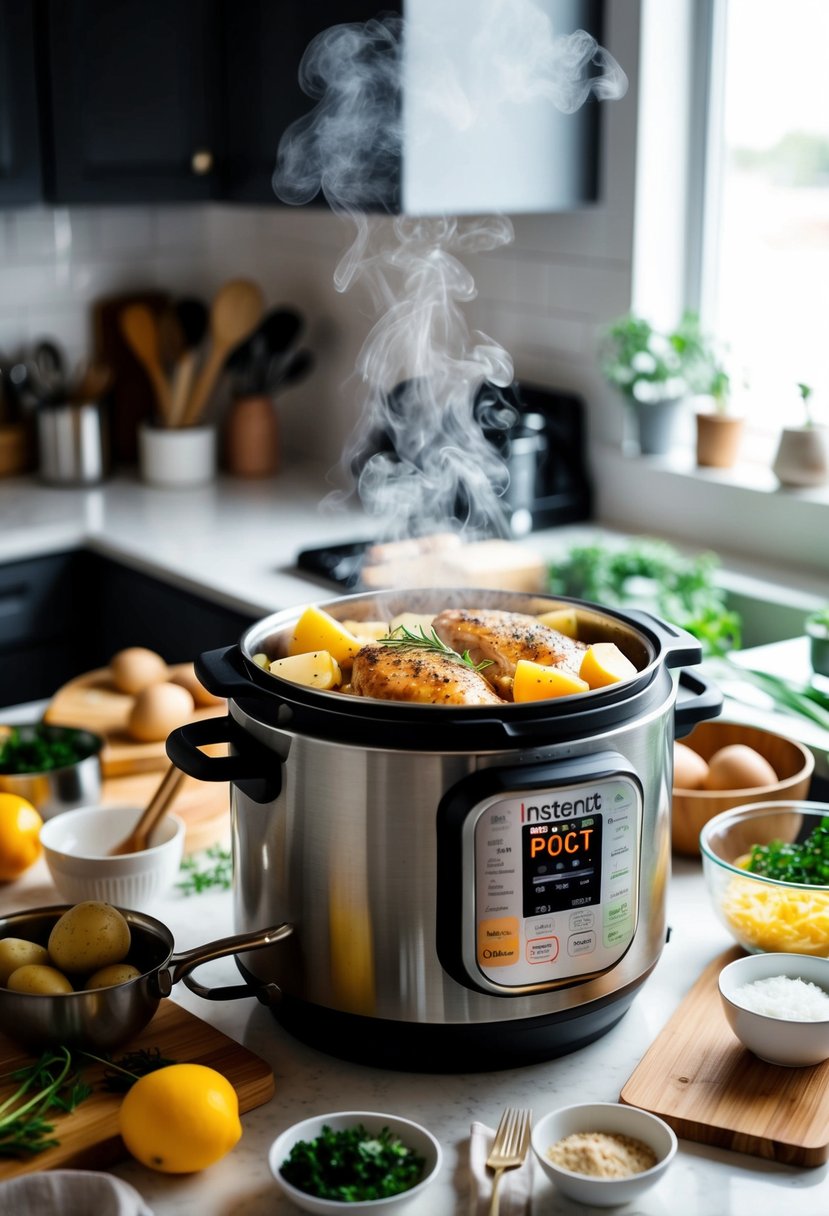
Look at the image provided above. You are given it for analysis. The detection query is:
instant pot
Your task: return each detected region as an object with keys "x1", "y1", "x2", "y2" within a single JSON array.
[{"x1": 167, "y1": 589, "x2": 721, "y2": 1071}]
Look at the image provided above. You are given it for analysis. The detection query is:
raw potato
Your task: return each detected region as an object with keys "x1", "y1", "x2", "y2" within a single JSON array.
[
  {"x1": 673, "y1": 741, "x2": 710, "y2": 790},
  {"x1": 340, "y1": 619, "x2": 391, "y2": 642},
  {"x1": 287, "y1": 605, "x2": 362, "y2": 667},
  {"x1": 535, "y1": 607, "x2": 580, "y2": 638},
  {"x1": 579, "y1": 643, "x2": 637, "y2": 689},
  {"x1": 85, "y1": 962, "x2": 142, "y2": 989},
  {"x1": 168, "y1": 662, "x2": 225, "y2": 708},
  {"x1": 513, "y1": 659, "x2": 589, "y2": 702},
  {"x1": 48, "y1": 901, "x2": 131, "y2": 974},
  {"x1": 0, "y1": 938, "x2": 50, "y2": 985},
  {"x1": 110, "y1": 647, "x2": 169, "y2": 695},
  {"x1": 703, "y1": 744, "x2": 777, "y2": 791},
  {"x1": 7, "y1": 964, "x2": 73, "y2": 995},
  {"x1": 269, "y1": 650, "x2": 342, "y2": 690},
  {"x1": 127, "y1": 681, "x2": 195, "y2": 743}
]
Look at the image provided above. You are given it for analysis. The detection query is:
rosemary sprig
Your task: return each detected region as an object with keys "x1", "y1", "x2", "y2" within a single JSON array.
[{"x1": 379, "y1": 625, "x2": 494, "y2": 673}]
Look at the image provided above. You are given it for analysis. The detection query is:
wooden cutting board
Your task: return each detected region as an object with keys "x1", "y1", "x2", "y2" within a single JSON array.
[
  {"x1": 0, "y1": 999, "x2": 274, "y2": 1178},
  {"x1": 44, "y1": 665, "x2": 227, "y2": 778},
  {"x1": 620, "y1": 947, "x2": 829, "y2": 1167}
]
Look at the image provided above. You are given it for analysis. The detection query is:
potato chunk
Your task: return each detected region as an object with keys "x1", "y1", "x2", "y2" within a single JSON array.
[
  {"x1": 579, "y1": 643, "x2": 637, "y2": 689},
  {"x1": 512, "y1": 659, "x2": 590, "y2": 702},
  {"x1": 287, "y1": 606, "x2": 362, "y2": 667},
  {"x1": 269, "y1": 650, "x2": 343, "y2": 690},
  {"x1": 535, "y1": 607, "x2": 579, "y2": 638}
]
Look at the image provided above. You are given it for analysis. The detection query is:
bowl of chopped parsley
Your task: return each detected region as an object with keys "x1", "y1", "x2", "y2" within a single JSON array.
[
  {"x1": 701, "y1": 802, "x2": 829, "y2": 956},
  {"x1": 268, "y1": 1111, "x2": 442, "y2": 1213},
  {"x1": 0, "y1": 724, "x2": 103, "y2": 819}
]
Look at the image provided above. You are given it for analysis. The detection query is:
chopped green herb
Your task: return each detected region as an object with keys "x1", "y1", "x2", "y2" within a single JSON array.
[
  {"x1": 744, "y1": 816, "x2": 829, "y2": 886},
  {"x1": 281, "y1": 1123, "x2": 426, "y2": 1202},
  {"x1": 379, "y1": 624, "x2": 494, "y2": 673},
  {"x1": 177, "y1": 845, "x2": 233, "y2": 895},
  {"x1": 0, "y1": 725, "x2": 94, "y2": 775},
  {"x1": 84, "y1": 1047, "x2": 178, "y2": 1093}
]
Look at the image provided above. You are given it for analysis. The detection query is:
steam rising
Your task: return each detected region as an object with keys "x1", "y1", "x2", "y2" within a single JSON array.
[{"x1": 273, "y1": 2, "x2": 627, "y2": 539}]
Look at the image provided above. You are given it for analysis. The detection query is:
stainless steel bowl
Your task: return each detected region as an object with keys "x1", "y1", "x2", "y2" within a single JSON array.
[{"x1": 0, "y1": 724, "x2": 103, "y2": 819}]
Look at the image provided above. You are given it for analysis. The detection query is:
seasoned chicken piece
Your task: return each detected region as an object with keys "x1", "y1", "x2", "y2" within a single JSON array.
[
  {"x1": 351, "y1": 644, "x2": 505, "y2": 706},
  {"x1": 432, "y1": 607, "x2": 587, "y2": 697}
]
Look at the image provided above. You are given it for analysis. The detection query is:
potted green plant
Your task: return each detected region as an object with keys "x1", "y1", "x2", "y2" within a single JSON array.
[
  {"x1": 771, "y1": 383, "x2": 828, "y2": 487},
  {"x1": 677, "y1": 316, "x2": 744, "y2": 468},
  {"x1": 598, "y1": 313, "x2": 691, "y2": 455},
  {"x1": 805, "y1": 605, "x2": 829, "y2": 678}
]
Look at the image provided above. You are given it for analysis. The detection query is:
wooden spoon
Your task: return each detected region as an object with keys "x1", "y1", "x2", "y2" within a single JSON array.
[
  {"x1": 109, "y1": 763, "x2": 186, "y2": 856},
  {"x1": 119, "y1": 304, "x2": 173, "y2": 425},
  {"x1": 180, "y1": 280, "x2": 265, "y2": 428}
]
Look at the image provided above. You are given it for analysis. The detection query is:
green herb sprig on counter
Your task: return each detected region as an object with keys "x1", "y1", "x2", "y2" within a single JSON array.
[
  {"x1": 177, "y1": 845, "x2": 233, "y2": 895},
  {"x1": 280, "y1": 1123, "x2": 426, "y2": 1202},
  {"x1": 379, "y1": 625, "x2": 494, "y2": 673},
  {"x1": 744, "y1": 816, "x2": 829, "y2": 886},
  {"x1": 0, "y1": 1048, "x2": 91, "y2": 1158},
  {"x1": 711, "y1": 660, "x2": 829, "y2": 732},
  {"x1": 547, "y1": 539, "x2": 741, "y2": 657},
  {"x1": 0, "y1": 726, "x2": 92, "y2": 775},
  {"x1": 86, "y1": 1047, "x2": 178, "y2": 1094}
]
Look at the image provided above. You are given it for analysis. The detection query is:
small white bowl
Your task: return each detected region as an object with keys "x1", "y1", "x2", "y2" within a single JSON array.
[
  {"x1": 531, "y1": 1102, "x2": 677, "y2": 1208},
  {"x1": 39, "y1": 804, "x2": 185, "y2": 912},
  {"x1": 268, "y1": 1111, "x2": 442, "y2": 1215},
  {"x1": 718, "y1": 952, "x2": 829, "y2": 1067}
]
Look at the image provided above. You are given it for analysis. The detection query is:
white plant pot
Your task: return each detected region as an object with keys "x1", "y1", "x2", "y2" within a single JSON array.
[
  {"x1": 139, "y1": 422, "x2": 217, "y2": 488},
  {"x1": 772, "y1": 425, "x2": 829, "y2": 488}
]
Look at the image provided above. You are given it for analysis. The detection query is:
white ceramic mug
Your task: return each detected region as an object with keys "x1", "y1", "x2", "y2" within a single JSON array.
[{"x1": 139, "y1": 422, "x2": 217, "y2": 488}]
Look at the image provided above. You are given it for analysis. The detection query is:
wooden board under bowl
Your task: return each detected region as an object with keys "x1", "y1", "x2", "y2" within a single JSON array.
[
  {"x1": 44, "y1": 665, "x2": 227, "y2": 778},
  {"x1": 0, "y1": 999, "x2": 274, "y2": 1179},
  {"x1": 620, "y1": 947, "x2": 829, "y2": 1167}
]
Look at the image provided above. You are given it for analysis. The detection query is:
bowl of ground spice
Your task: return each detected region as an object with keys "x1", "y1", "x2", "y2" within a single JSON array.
[{"x1": 531, "y1": 1102, "x2": 677, "y2": 1208}]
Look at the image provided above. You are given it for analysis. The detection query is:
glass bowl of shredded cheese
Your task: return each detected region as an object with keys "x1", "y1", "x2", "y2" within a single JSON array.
[
  {"x1": 531, "y1": 1102, "x2": 677, "y2": 1208},
  {"x1": 700, "y1": 802, "x2": 829, "y2": 956},
  {"x1": 718, "y1": 952, "x2": 829, "y2": 1066}
]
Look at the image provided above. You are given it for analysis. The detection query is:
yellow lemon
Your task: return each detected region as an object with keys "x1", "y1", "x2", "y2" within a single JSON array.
[
  {"x1": 119, "y1": 1063, "x2": 242, "y2": 1173},
  {"x1": 0, "y1": 794, "x2": 43, "y2": 882}
]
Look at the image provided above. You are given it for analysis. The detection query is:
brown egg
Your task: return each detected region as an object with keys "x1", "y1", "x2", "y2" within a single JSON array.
[
  {"x1": 673, "y1": 741, "x2": 709, "y2": 790},
  {"x1": 127, "y1": 681, "x2": 195, "y2": 743},
  {"x1": 110, "y1": 647, "x2": 168, "y2": 695},
  {"x1": 168, "y1": 662, "x2": 226, "y2": 708},
  {"x1": 702, "y1": 744, "x2": 778, "y2": 791}
]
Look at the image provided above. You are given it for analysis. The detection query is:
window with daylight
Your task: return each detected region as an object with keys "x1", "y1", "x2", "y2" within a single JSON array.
[{"x1": 699, "y1": 0, "x2": 829, "y2": 452}]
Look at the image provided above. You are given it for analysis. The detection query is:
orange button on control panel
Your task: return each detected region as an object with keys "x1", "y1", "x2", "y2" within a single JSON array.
[{"x1": 478, "y1": 917, "x2": 520, "y2": 968}]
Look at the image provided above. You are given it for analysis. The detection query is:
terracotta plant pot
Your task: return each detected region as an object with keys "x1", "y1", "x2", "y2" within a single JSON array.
[
  {"x1": 695, "y1": 412, "x2": 743, "y2": 468},
  {"x1": 772, "y1": 425, "x2": 829, "y2": 488},
  {"x1": 224, "y1": 395, "x2": 279, "y2": 478}
]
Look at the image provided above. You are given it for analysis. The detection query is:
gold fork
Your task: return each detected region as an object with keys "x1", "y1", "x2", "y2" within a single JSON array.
[{"x1": 485, "y1": 1107, "x2": 533, "y2": 1216}]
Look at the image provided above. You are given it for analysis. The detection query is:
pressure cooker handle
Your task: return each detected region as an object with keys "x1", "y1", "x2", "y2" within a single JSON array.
[
  {"x1": 166, "y1": 715, "x2": 282, "y2": 804},
  {"x1": 619, "y1": 607, "x2": 703, "y2": 668},
  {"x1": 195, "y1": 645, "x2": 267, "y2": 700},
  {"x1": 674, "y1": 669, "x2": 723, "y2": 738},
  {"x1": 171, "y1": 923, "x2": 293, "y2": 1004}
]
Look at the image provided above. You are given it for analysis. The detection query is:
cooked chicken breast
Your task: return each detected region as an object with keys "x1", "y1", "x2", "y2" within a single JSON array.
[
  {"x1": 432, "y1": 607, "x2": 587, "y2": 696},
  {"x1": 351, "y1": 643, "x2": 505, "y2": 706}
]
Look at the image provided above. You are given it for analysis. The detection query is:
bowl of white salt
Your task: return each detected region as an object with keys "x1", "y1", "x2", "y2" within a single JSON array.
[{"x1": 718, "y1": 952, "x2": 829, "y2": 1067}]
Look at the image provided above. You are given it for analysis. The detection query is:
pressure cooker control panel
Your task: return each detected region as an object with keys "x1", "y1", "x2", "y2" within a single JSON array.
[{"x1": 436, "y1": 752, "x2": 643, "y2": 996}]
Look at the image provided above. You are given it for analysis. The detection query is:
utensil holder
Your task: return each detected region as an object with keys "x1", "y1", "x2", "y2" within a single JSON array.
[
  {"x1": 139, "y1": 422, "x2": 217, "y2": 487},
  {"x1": 37, "y1": 402, "x2": 110, "y2": 486},
  {"x1": 224, "y1": 394, "x2": 279, "y2": 477}
]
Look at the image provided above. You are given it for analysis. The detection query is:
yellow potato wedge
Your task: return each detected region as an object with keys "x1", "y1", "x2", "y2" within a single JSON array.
[
  {"x1": 269, "y1": 650, "x2": 343, "y2": 690},
  {"x1": 535, "y1": 607, "x2": 579, "y2": 638},
  {"x1": 578, "y1": 642, "x2": 637, "y2": 689},
  {"x1": 287, "y1": 605, "x2": 362, "y2": 666},
  {"x1": 512, "y1": 659, "x2": 590, "y2": 702},
  {"x1": 389, "y1": 612, "x2": 436, "y2": 634}
]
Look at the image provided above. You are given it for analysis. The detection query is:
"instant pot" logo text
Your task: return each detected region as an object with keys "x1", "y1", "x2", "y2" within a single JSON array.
[{"x1": 521, "y1": 792, "x2": 602, "y2": 822}]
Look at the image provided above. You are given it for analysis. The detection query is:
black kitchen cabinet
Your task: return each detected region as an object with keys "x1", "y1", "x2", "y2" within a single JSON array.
[
  {"x1": 44, "y1": 0, "x2": 223, "y2": 204},
  {"x1": 0, "y1": 1, "x2": 44, "y2": 205},
  {"x1": 221, "y1": 0, "x2": 401, "y2": 205}
]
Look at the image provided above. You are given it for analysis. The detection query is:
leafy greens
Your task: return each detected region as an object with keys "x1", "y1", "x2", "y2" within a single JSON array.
[{"x1": 280, "y1": 1123, "x2": 426, "y2": 1202}]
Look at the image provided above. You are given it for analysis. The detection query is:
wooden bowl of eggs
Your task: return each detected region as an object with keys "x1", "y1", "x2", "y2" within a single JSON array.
[{"x1": 671, "y1": 720, "x2": 815, "y2": 856}]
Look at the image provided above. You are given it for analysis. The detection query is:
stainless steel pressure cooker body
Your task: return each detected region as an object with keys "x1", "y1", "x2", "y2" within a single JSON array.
[{"x1": 168, "y1": 589, "x2": 721, "y2": 1071}]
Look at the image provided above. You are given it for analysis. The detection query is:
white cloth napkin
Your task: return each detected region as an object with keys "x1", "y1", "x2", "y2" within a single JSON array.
[
  {"x1": 0, "y1": 1169, "x2": 154, "y2": 1216},
  {"x1": 468, "y1": 1120, "x2": 534, "y2": 1215}
]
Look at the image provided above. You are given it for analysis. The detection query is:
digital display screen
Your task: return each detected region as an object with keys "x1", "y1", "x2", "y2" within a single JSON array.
[{"x1": 521, "y1": 816, "x2": 602, "y2": 917}]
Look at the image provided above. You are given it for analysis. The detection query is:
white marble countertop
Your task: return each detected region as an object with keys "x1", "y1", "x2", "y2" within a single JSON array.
[{"x1": 0, "y1": 847, "x2": 825, "y2": 1215}]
